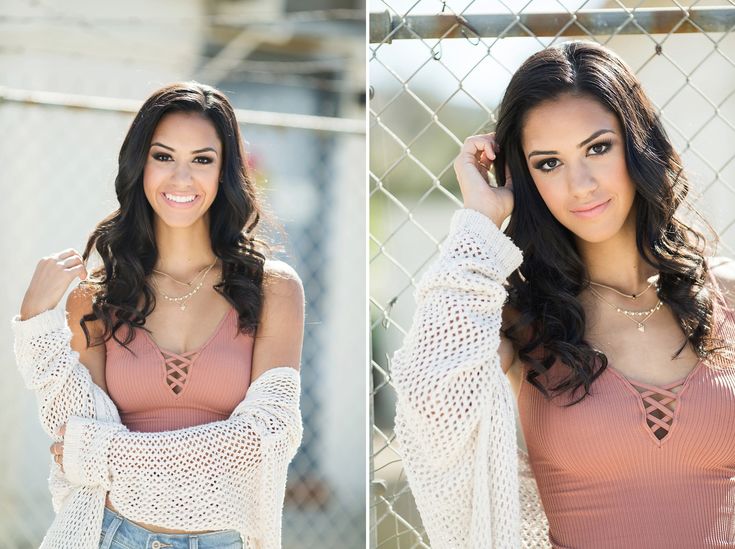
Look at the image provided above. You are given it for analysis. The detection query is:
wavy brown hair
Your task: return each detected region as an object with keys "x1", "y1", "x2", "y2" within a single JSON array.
[
  {"x1": 77, "y1": 81, "x2": 267, "y2": 354},
  {"x1": 493, "y1": 41, "x2": 727, "y2": 405}
]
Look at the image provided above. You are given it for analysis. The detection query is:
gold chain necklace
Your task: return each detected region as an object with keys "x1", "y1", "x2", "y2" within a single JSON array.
[
  {"x1": 589, "y1": 276, "x2": 657, "y2": 300},
  {"x1": 153, "y1": 260, "x2": 217, "y2": 311},
  {"x1": 152, "y1": 259, "x2": 217, "y2": 287},
  {"x1": 587, "y1": 285, "x2": 663, "y2": 333}
]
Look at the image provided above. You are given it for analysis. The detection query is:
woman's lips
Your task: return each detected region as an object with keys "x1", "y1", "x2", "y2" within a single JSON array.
[{"x1": 571, "y1": 199, "x2": 611, "y2": 219}]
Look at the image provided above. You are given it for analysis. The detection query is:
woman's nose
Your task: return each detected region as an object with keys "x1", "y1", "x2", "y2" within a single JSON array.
[
  {"x1": 173, "y1": 161, "x2": 193, "y2": 182},
  {"x1": 567, "y1": 162, "x2": 598, "y2": 198}
]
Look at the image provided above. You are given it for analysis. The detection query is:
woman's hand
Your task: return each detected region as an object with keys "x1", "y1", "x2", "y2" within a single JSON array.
[
  {"x1": 50, "y1": 424, "x2": 67, "y2": 473},
  {"x1": 19, "y1": 249, "x2": 88, "y2": 320},
  {"x1": 453, "y1": 133, "x2": 515, "y2": 228}
]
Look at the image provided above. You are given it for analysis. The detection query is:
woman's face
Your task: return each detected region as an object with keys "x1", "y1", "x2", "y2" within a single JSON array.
[
  {"x1": 143, "y1": 111, "x2": 223, "y2": 229},
  {"x1": 521, "y1": 93, "x2": 637, "y2": 244}
]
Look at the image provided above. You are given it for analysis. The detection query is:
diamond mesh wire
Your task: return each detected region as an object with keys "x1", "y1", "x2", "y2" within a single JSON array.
[{"x1": 369, "y1": 2, "x2": 735, "y2": 547}]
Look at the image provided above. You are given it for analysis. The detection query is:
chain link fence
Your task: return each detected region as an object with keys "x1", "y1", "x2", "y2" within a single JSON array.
[
  {"x1": 369, "y1": 1, "x2": 735, "y2": 547},
  {"x1": 0, "y1": 1, "x2": 366, "y2": 548}
]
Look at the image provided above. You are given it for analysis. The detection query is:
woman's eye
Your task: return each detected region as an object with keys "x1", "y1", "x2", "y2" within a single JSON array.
[
  {"x1": 537, "y1": 158, "x2": 560, "y2": 172},
  {"x1": 152, "y1": 153, "x2": 213, "y2": 164},
  {"x1": 589, "y1": 142, "x2": 611, "y2": 155}
]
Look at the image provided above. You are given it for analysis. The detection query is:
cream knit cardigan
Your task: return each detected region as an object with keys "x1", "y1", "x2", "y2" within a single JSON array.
[
  {"x1": 391, "y1": 208, "x2": 551, "y2": 548},
  {"x1": 10, "y1": 307, "x2": 302, "y2": 549}
]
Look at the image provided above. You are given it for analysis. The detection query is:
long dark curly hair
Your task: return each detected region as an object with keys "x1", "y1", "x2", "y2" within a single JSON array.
[
  {"x1": 77, "y1": 81, "x2": 267, "y2": 353},
  {"x1": 493, "y1": 41, "x2": 726, "y2": 405}
]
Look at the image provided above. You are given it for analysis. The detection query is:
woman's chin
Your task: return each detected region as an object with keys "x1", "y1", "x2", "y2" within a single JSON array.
[
  {"x1": 569, "y1": 226, "x2": 622, "y2": 245},
  {"x1": 153, "y1": 212, "x2": 205, "y2": 229}
]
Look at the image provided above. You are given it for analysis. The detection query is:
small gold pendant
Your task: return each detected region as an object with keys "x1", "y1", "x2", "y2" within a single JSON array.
[
  {"x1": 180, "y1": 303, "x2": 187, "y2": 311},
  {"x1": 638, "y1": 324, "x2": 645, "y2": 332}
]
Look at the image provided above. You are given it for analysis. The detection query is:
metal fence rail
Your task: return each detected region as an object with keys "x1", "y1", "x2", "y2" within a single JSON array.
[{"x1": 369, "y1": 2, "x2": 735, "y2": 547}]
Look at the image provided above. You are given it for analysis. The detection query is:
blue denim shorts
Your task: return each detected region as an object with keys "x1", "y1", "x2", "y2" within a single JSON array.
[{"x1": 99, "y1": 506, "x2": 243, "y2": 549}]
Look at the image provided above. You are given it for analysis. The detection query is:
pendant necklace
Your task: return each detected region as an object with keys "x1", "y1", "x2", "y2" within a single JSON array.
[
  {"x1": 153, "y1": 259, "x2": 217, "y2": 311},
  {"x1": 588, "y1": 285, "x2": 663, "y2": 333}
]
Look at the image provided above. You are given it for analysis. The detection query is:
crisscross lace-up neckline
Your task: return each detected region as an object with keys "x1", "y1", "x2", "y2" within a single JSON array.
[
  {"x1": 140, "y1": 308, "x2": 235, "y2": 396},
  {"x1": 161, "y1": 349, "x2": 200, "y2": 394},
  {"x1": 606, "y1": 358, "x2": 704, "y2": 443},
  {"x1": 627, "y1": 377, "x2": 685, "y2": 440}
]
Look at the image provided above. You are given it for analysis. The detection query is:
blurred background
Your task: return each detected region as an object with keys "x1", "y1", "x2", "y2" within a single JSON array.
[
  {"x1": 0, "y1": 1, "x2": 366, "y2": 548},
  {"x1": 369, "y1": 1, "x2": 734, "y2": 547}
]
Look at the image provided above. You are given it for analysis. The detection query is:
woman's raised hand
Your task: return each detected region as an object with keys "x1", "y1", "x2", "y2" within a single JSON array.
[
  {"x1": 19, "y1": 249, "x2": 88, "y2": 321},
  {"x1": 453, "y1": 133, "x2": 514, "y2": 228}
]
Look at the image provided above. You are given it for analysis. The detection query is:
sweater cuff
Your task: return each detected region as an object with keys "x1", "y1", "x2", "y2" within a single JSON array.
[
  {"x1": 64, "y1": 416, "x2": 126, "y2": 489},
  {"x1": 445, "y1": 208, "x2": 524, "y2": 278},
  {"x1": 10, "y1": 308, "x2": 69, "y2": 340}
]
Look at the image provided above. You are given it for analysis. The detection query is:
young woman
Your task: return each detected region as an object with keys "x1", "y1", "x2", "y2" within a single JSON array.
[
  {"x1": 391, "y1": 41, "x2": 735, "y2": 548},
  {"x1": 11, "y1": 82, "x2": 304, "y2": 549}
]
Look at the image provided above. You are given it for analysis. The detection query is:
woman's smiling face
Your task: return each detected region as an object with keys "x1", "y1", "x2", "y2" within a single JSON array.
[
  {"x1": 521, "y1": 93, "x2": 637, "y2": 245},
  {"x1": 143, "y1": 111, "x2": 222, "y2": 229}
]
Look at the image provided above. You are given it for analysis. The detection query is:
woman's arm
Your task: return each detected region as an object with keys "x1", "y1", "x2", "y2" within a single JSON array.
[
  {"x1": 61, "y1": 262, "x2": 305, "y2": 534},
  {"x1": 390, "y1": 208, "x2": 524, "y2": 548},
  {"x1": 10, "y1": 285, "x2": 115, "y2": 440},
  {"x1": 63, "y1": 366, "x2": 301, "y2": 532}
]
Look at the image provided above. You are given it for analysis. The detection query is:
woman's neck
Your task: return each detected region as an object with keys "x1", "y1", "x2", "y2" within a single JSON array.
[
  {"x1": 575, "y1": 221, "x2": 658, "y2": 297},
  {"x1": 152, "y1": 216, "x2": 217, "y2": 281}
]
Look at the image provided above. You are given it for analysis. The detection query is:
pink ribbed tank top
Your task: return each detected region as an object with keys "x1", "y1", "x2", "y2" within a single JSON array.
[
  {"x1": 105, "y1": 307, "x2": 254, "y2": 433},
  {"x1": 517, "y1": 271, "x2": 735, "y2": 548}
]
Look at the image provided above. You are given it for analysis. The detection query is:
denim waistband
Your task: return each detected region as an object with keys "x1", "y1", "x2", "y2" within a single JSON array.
[{"x1": 100, "y1": 506, "x2": 243, "y2": 549}]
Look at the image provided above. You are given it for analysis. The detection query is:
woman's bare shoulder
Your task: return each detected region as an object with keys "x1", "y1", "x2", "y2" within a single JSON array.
[
  {"x1": 65, "y1": 283, "x2": 107, "y2": 390},
  {"x1": 707, "y1": 256, "x2": 735, "y2": 309},
  {"x1": 261, "y1": 259, "x2": 305, "y2": 321},
  {"x1": 263, "y1": 259, "x2": 304, "y2": 298}
]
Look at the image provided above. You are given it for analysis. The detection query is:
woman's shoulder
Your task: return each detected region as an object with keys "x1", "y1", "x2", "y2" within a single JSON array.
[
  {"x1": 262, "y1": 259, "x2": 305, "y2": 306},
  {"x1": 706, "y1": 256, "x2": 735, "y2": 309},
  {"x1": 66, "y1": 282, "x2": 104, "y2": 335},
  {"x1": 65, "y1": 282, "x2": 108, "y2": 390}
]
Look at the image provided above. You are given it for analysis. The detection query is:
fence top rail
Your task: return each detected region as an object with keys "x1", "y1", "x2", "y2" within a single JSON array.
[
  {"x1": 369, "y1": 7, "x2": 735, "y2": 43},
  {"x1": 0, "y1": 85, "x2": 365, "y2": 135}
]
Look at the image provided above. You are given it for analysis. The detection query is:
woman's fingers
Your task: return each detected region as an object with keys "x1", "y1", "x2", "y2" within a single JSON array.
[
  {"x1": 458, "y1": 134, "x2": 496, "y2": 164},
  {"x1": 455, "y1": 134, "x2": 498, "y2": 187},
  {"x1": 454, "y1": 132, "x2": 514, "y2": 227},
  {"x1": 49, "y1": 441, "x2": 63, "y2": 455},
  {"x1": 50, "y1": 438, "x2": 65, "y2": 472},
  {"x1": 60, "y1": 253, "x2": 88, "y2": 279},
  {"x1": 20, "y1": 250, "x2": 89, "y2": 319}
]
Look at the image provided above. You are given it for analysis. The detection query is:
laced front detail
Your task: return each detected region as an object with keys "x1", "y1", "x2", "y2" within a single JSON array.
[
  {"x1": 161, "y1": 350, "x2": 200, "y2": 395},
  {"x1": 628, "y1": 379, "x2": 683, "y2": 441}
]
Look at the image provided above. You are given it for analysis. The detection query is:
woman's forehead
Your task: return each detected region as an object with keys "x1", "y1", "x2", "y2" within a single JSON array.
[
  {"x1": 521, "y1": 95, "x2": 619, "y2": 151},
  {"x1": 151, "y1": 112, "x2": 221, "y2": 150}
]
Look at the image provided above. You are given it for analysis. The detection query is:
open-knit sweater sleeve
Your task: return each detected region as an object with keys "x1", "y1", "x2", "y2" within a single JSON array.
[
  {"x1": 63, "y1": 366, "x2": 302, "y2": 544},
  {"x1": 10, "y1": 308, "x2": 117, "y2": 439},
  {"x1": 391, "y1": 208, "x2": 525, "y2": 548}
]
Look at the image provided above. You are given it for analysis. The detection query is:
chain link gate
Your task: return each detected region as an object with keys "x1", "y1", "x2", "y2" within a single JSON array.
[{"x1": 369, "y1": 2, "x2": 735, "y2": 547}]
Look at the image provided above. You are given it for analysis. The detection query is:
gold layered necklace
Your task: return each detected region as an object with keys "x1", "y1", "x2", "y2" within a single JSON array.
[
  {"x1": 587, "y1": 276, "x2": 663, "y2": 333},
  {"x1": 152, "y1": 259, "x2": 218, "y2": 311},
  {"x1": 589, "y1": 278, "x2": 656, "y2": 299}
]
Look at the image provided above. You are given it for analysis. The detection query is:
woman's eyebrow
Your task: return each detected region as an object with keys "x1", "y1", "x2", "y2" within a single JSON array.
[
  {"x1": 527, "y1": 129, "x2": 616, "y2": 159},
  {"x1": 150, "y1": 142, "x2": 218, "y2": 155}
]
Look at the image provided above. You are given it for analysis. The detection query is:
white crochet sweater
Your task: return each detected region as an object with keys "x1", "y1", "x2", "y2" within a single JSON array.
[
  {"x1": 391, "y1": 208, "x2": 551, "y2": 548},
  {"x1": 10, "y1": 307, "x2": 302, "y2": 549}
]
